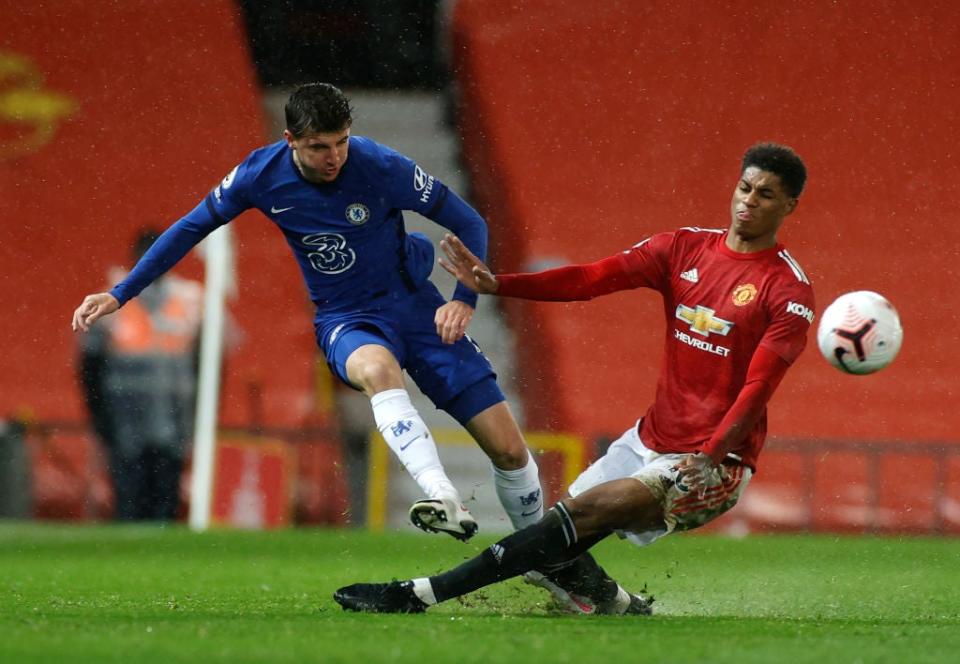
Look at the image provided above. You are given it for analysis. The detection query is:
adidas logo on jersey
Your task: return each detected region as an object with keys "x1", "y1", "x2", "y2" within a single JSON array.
[{"x1": 680, "y1": 268, "x2": 699, "y2": 283}]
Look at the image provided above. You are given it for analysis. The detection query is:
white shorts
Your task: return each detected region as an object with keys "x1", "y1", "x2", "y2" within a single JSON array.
[{"x1": 568, "y1": 422, "x2": 752, "y2": 547}]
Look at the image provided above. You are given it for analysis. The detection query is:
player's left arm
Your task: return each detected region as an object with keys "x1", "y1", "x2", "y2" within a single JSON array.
[
  {"x1": 676, "y1": 347, "x2": 791, "y2": 495},
  {"x1": 703, "y1": 346, "x2": 791, "y2": 460},
  {"x1": 387, "y1": 153, "x2": 488, "y2": 343},
  {"x1": 679, "y1": 285, "x2": 815, "y2": 491},
  {"x1": 425, "y1": 189, "x2": 488, "y2": 343},
  {"x1": 410, "y1": 165, "x2": 487, "y2": 344},
  {"x1": 421, "y1": 187, "x2": 487, "y2": 295},
  {"x1": 386, "y1": 152, "x2": 488, "y2": 305}
]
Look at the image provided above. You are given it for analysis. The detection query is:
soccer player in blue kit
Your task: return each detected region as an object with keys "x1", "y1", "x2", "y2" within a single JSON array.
[{"x1": 71, "y1": 83, "x2": 544, "y2": 540}]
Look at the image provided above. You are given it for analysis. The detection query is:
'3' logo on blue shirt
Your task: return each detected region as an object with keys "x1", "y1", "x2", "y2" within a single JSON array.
[{"x1": 302, "y1": 233, "x2": 356, "y2": 274}]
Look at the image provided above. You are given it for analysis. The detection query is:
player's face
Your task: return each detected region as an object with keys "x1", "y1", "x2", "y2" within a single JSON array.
[
  {"x1": 285, "y1": 126, "x2": 351, "y2": 183},
  {"x1": 728, "y1": 166, "x2": 798, "y2": 250}
]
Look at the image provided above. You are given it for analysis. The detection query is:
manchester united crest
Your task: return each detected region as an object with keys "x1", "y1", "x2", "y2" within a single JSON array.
[{"x1": 731, "y1": 283, "x2": 757, "y2": 306}]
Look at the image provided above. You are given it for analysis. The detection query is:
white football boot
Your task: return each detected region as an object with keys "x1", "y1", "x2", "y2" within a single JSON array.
[
  {"x1": 594, "y1": 584, "x2": 654, "y2": 615},
  {"x1": 409, "y1": 498, "x2": 478, "y2": 542},
  {"x1": 524, "y1": 573, "x2": 654, "y2": 616},
  {"x1": 523, "y1": 571, "x2": 596, "y2": 614}
]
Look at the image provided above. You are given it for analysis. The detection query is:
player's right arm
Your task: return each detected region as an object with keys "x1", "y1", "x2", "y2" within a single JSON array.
[
  {"x1": 440, "y1": 232, "x2": 671, "y2": 301},
  {"x1": 72, "y1": 292, "x2": 120, "y2": 332},
  {"x1": 71, "y1": 211, "x2": 216, "y2": 331},
  {"x1": 71, "y1": 161, "x2": 253, "y2": 332},
  {"x1": 438, "y1": 233, "x2": 500, "y2": 294}
]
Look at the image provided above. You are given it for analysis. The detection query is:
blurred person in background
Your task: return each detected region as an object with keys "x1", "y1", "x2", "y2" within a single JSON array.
[
  {"x1": 333, "y1": 143, "x2": 814, "y2": 615},
  {"x1": 78, "y1": 229, "x2": 203, "y2": 521},
  {"x1": 72, "y1": 83, "x2": 544, "y2": 543}
]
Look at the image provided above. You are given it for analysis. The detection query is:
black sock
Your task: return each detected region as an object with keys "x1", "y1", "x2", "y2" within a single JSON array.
[{"x1": 429, "y1": 503, "x2": 608, "y2": 604}]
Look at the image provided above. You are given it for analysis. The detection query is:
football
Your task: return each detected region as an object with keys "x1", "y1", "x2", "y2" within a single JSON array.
[{"x1": 816, "y1": 291, "x2": 903, "y2": 375}]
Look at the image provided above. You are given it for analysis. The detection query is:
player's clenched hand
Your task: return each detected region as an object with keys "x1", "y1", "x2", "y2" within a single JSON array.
[
  {"x1": 439, "y1": 234, "x2": 499, "y2": 294},
  {"x1": 71, "y1": 292, "x2": 119, "y2": 332},
  {"x1": 435, "y1": 300, "x2": 474, "y2": 345},
  {"x1": 674, "y1": 452, "x2": 718, "y2": 499}
]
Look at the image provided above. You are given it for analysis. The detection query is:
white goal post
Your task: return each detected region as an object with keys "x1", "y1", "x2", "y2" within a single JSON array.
[{"x1": 188, "y1": 225, "x2": 233, "y2": 531}]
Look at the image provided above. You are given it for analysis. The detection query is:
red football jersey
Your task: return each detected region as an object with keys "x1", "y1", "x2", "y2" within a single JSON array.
[{"x1": 498, "y1": 227, "x2": 815, "y2": 469}]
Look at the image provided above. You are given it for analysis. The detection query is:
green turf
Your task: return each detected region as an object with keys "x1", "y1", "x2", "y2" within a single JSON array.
[{"x1": 0, "y1": 523, "x2": 957, "y2": 663}]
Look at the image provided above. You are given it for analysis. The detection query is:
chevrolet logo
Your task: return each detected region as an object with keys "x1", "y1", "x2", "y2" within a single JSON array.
[
  {"x1": 0, "y1": 51, "x2": 78, "y2": 160},
  {"x1": 675, "y1": 304, "x2": 733, "y2": 337}
]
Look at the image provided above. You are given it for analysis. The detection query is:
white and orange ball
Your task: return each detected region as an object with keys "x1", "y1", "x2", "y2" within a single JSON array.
[{"x1": 816, "y1": 291, "x2": 903, "y2": 375}]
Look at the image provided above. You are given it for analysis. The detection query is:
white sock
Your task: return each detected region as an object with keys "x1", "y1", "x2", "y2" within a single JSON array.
[
  {"x1": 598, "y1": 585, "x2": 632, "y2": 615},
  {"x1": 411, "y1": 577, "x2": 438, "y2": 606},
  {"x1": 493, "y1": 452, "x2": 543, "y2": 529},
  {"x1": 371, "y1": 389, "x2": 460, "y2": 502}
]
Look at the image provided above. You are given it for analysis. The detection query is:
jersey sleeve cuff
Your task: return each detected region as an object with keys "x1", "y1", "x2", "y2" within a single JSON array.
[
  {"x1": 108, "y1": 285, "x2": 129, "y2": 307},
  {"x1": 452, "y1": 287, "x2": 479, "y2": 309},
  {"x1": 699, "y1": 443, "x2": 727, "y2": 466}
]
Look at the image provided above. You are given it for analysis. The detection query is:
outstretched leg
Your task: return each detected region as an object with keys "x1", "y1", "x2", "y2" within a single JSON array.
[{"x1": 334, "y1": 477, "x2": 661, "y2": 613}]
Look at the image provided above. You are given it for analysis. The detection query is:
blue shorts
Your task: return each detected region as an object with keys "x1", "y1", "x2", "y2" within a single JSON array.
[{"x1": 315, "y1": 282, "x2": 504, "y2": 424}]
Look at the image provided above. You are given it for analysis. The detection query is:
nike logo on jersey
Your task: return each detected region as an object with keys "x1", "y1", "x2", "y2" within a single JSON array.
[
  {"x1": 680, "y1": 268, "x2": 699, "y2": 283},
  {"x1": 271, "y1": 205, "x2": 295, "y2": 213}
]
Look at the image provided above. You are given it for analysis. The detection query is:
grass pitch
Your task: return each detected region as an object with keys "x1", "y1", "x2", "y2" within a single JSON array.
[{"x1": 0, "y1": 523, "x2": 957, "y2": 663}]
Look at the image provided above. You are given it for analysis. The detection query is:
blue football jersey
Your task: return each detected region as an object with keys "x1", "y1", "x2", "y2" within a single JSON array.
[{"x1": 110, "y1": 136, "x2": 487, "y2": 314}]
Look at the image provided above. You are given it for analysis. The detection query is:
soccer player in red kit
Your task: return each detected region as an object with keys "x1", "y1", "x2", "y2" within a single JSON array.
[{"x1": 334, "y1": 143, "x2": 814, "y2": 615}]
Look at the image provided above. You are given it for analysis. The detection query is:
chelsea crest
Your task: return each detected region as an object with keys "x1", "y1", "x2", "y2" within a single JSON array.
[{"x1": 345, "y1": 203, "x2": 370, "y2": 225}]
